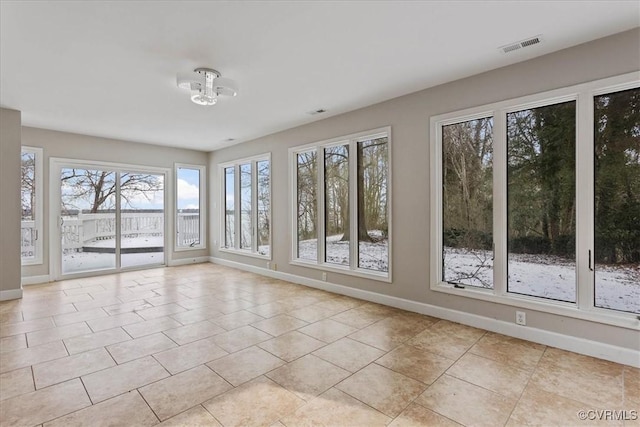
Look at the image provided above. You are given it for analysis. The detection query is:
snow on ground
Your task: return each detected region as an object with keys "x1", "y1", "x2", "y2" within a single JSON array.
[
  {"x1": 63, "y1": 251, "x2": 164, "y2": 273},
  {"x1": 445, "y1": 247, "x2": 639, "y2": 313},
  {"x1": 63, "y1": 235, "x2": 164, "y2": 273},
  {"x1": 85, "y1": 235, "x2": 163, "y2": 248},
  {"x1": 298, "y1": 234, "x2": 389, "y2": 272}
]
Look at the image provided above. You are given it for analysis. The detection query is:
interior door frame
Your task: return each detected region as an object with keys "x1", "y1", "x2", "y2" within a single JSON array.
[{"x1": 50, "y1": 157, "x2": 171, "y2": 281}]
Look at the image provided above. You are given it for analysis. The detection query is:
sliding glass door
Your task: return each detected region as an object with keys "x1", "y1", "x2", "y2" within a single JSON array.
[{"x1": 56, "y1": 162, "x2": 166, "y2": 278}]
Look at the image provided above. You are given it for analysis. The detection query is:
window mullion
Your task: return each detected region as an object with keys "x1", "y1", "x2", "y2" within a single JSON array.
[
  {"x1": 493, "y1": 111, "x2": 507, "y2": 296},
  {"x1": 576, "y1": 94, "x2": 595, "y2": 310},
  {"x1": 318, "y1": 147, "x2": 326, "y2": 265}
]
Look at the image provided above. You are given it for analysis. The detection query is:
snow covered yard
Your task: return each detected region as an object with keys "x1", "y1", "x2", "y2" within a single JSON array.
[
  {"x1": 298, "y1": 234, "x2": 389, "y2": 272},
  {"x1": 445, "y1": 247, "x2": 639, "y2": 313},
  {"x1": 63, "y1": 235, "x2": 164, "y2": 273}
]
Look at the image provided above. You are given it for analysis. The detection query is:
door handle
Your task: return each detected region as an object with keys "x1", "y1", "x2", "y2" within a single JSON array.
[{"x1": 588, "y1": 250, "x2": 594, "y2": 272}]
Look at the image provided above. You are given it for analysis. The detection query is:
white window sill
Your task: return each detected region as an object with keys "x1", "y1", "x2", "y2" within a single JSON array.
[
  {"x1": 219, "y1": 247, "x2": 271, "y2": 260},
  {"x1": 431, "y1": 281, "x2": 640, "y2": 330},
  {"x1": 174, "y1": 245, "x2": 206, "y2": 252},
  {"x1": 290, "y1": 259, "x2": 391, "y2": 283}
]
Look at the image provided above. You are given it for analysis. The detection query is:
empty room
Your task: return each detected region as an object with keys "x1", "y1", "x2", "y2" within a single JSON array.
[{"x1": 0, "y1": 1, "x2": 638, "y2": 426}]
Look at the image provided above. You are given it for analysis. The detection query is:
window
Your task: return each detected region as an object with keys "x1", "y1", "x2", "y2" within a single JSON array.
[
  {"x1": 175, "y1": 164, "x2": 206, "y2": 250},
  {"x1": 325, "y1": 144, "x2": 350, "y2": 266},
  {"x1": 240, "y1": 163, "x2": 252, "y2": 250},
  {"x1": 224, "y1": 166, "x2": 235, "y2": 248},
  {"x1": 594, "y1": 88, "x2": 640, "y2": 314},
  {"x1": 357, "y1": 137, "x2": 390, "y2": 273},
  {"x1": 442, "y1": 117, "x2": 493, "y2": 288},
  {"x1": 507, "y1": 101, "x2": 576, "y2": 302},
  {"x1": 291, "y1": 128, "x2": 391, "y2": 280},
  {"x1": 296, "y1": 150, "x2": 318, "y2": 261},
  {"x1": 431, "y1": 73, "x2": 639, "y2": 325},
  {"x1": 21, "y1": 146, "x2": 43, "y2": 265},
  {"x1": 220, "y1": 155, "x2": 271, "y2": 257},
  {"x1": 257, "y1": 160, "x2": 271, "y2": 256}
]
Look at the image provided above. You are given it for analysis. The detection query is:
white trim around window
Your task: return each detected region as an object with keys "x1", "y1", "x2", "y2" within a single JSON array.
[
  {"x1": 174, "y1": 163, "x2": 206, "y2": 251},
  {"x1": 430, "y1": 71, "x2": 640, "y2": 330},
  {"x1": 218, "y1": 153, "x2": 272, "y2": 259},
  {"x1": 289, "y1": 127, "x2": 392, "y2": 282},
  {"x1": 21, "y1": 146, "x2": 44, "y2": 265}
]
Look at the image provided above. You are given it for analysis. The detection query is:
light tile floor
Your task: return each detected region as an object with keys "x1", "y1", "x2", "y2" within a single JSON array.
[{"x1": 0, "y1": 263, "x2": 637, "y2": 426}]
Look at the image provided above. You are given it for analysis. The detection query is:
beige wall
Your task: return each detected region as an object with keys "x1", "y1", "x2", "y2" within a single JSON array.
[
  {"x1": 0, "y1": 108, "x2": 22, "y2": 297},
  {"x1": 209, "y1": 28, "x2": 640, "y2": 350},
  {"x1": 21, "y1": 127, "x2": 209, "y2": 279}
]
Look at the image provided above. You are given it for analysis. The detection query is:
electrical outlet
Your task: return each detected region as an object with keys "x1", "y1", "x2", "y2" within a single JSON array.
[
  {"x1": 516, "y1": 311, "x2": 526, "y2": 326},
  {"x1": 273, "y1": 263, "x2": 277, "y2": 271},
  {"x1": 322, "y1": 272, "x2": 327, "y2": 281}
]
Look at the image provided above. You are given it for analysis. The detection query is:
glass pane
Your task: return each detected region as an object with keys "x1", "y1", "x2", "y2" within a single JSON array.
[
  {"x1": 240, "y1": 163, "x2": 252, "y2": 250},
  {"x1": 594, "y1": 88, "x2": 640, "y2": 314},
  {"x1": 297, "y1": 151, "x2": 318, "y2": 261},
  {"x1": 325, "y1": 144, "x2": 350, "y2": 265},
  {"x1": 357, "y1": 136, "x2": 389, "y2": 272},
  {"x1": 224, "y1": 167, "x2": 235, "y2": 248},
  {"x1": 176, "y1": 167, "x2": 201, "y2": 248},
  {"x1": 507, "y1": 101, "x2": 576, "y2": 302},
  {"x1": 61, "y1": 168, "x2": 117, "y2": 274},
  {"x1": 442, "y1": 118, "x2": 493, "y2": 287},
  {"x1": 257, "y1": 160, "x2": 270, "y2": 256},
  {"x1": 120, "y1": 172, "x2": 164, "y2": 269},
  {"x1": 21, "y1": 151, "x2": 36, "y2": 261}
]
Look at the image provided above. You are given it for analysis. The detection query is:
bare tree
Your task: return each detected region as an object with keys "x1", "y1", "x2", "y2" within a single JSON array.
[{"x1": 61, "y1": 169, "x2": 163, "y2": 213}]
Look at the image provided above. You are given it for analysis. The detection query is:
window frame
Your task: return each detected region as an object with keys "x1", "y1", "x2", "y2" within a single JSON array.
[
  {"x1": 430, "y1": 72, "x2": 640, "y2": 330},
  {"x1": 289, "y1": 127, "x2": 392, "y2": 282},
  {"x1": 219, "y1": 153, "x2": 272, "y2": 259},
  {"x1": 21, "y1": 146, "x2": 44, "y2": 266},
  {"x1": 174, "y1": 163, "x2": 207, "y2": 252}
]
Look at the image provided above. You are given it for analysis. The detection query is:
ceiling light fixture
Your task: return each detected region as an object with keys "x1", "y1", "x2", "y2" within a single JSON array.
[{"x1": 176, "y1": 68, "x2": 239, "y2": 106}]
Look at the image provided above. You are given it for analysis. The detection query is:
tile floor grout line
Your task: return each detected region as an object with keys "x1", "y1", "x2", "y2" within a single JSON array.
[
  {"x1": 326, "y1": 379, "x2": 397, "y2": 421},
  {"x1": 79, "y1": 376, "x2": 96, "y2": 406},
  {"x1": 502, "y1": 352, "x2": 541, "y2": 425},
  {"x1": 135, "y1": 387, "x2": 163, "y2": 423}
]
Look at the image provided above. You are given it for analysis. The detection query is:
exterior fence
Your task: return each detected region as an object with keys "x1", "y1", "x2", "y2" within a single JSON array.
[{"x1": 20, "y1": 212, "x2": 200, "y2": 257}]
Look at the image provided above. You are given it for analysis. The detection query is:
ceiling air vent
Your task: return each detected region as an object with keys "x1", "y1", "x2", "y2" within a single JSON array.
[{"x1": 499, "y1": 35, "x2": 543, "y2": 54}]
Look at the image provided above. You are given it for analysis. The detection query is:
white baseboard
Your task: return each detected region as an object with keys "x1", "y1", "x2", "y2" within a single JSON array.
[
  {"x1": 168, "y1": 256, "x2": 210, "y2": 267},
  {"x1": 0, "y1": 288, "x2": 23, "y2": 301},
  {"x1": 210, "y1": 256, "x2": 640, "y2": 368},
  {"x1": 22, "y1": 275, "x2": 51, "y2": 286}
]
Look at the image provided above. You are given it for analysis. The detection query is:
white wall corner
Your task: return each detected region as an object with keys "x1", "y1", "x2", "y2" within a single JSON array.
[
  {"x1": 209, "y1": 257, "x2": 640, "y2": 368},
  {"x1": 0, "y1": 288, "x2": 23, "y2": 301}
]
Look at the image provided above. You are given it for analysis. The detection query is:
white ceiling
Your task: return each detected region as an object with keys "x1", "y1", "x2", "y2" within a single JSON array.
[{"x1": 1, "y1": 1, "x2": 638, "y2": 152}]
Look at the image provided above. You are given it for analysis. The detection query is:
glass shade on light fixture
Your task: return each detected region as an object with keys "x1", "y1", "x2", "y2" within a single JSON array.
[
  {"x1": 211, "y1": 77, "x2": 239, "y2": 97},
  {"x1": 191, "y1": 90, "x2": 217, "y2": 106},
  {"x1": 176, "y1": 67, "x2": 238, "y2": 106}
]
